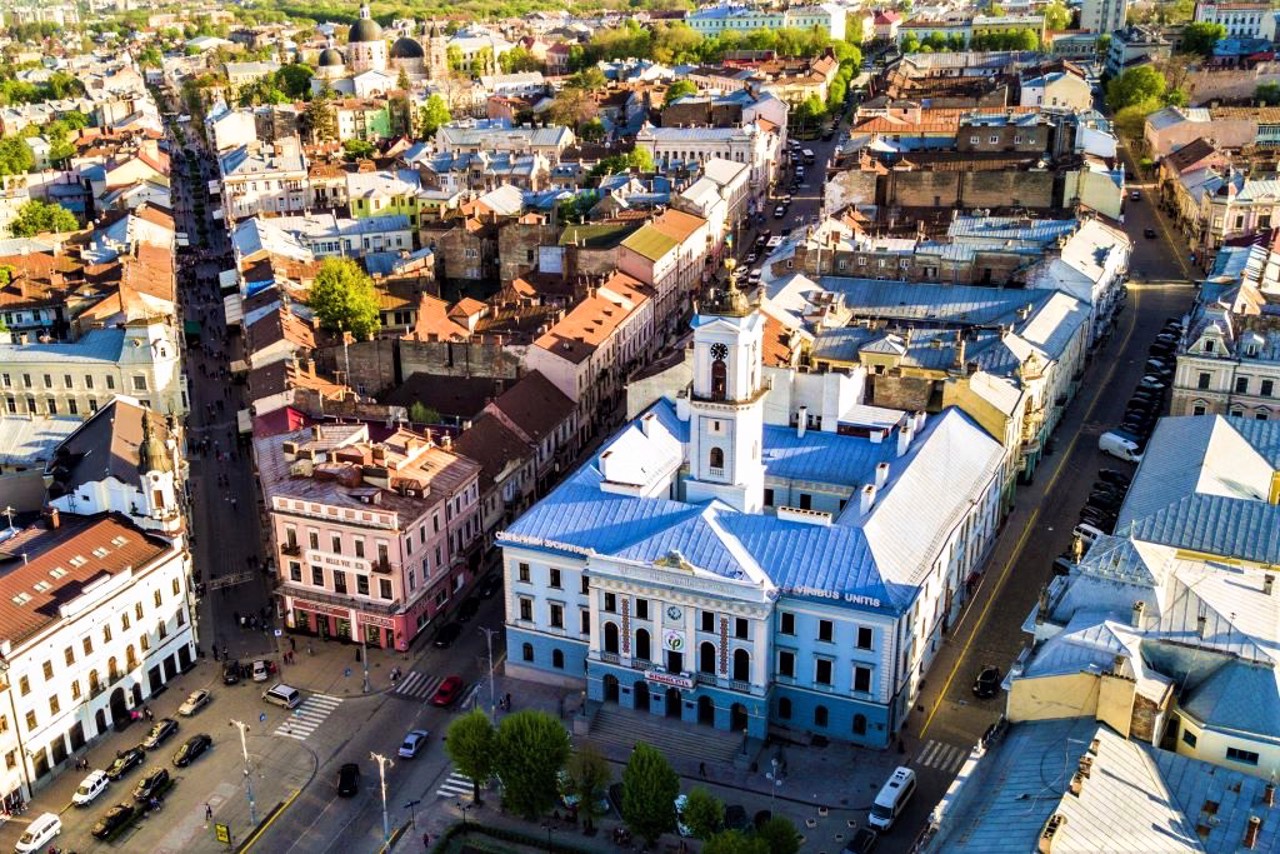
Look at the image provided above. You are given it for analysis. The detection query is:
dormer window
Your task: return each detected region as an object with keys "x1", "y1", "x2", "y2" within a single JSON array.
[{"x1": 1203, "y1": 339, "x2": 1215, "y2": 354}]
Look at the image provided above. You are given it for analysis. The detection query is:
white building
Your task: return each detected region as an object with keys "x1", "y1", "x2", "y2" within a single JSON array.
[
  {"x1": 1193, "y1": 1, "x2": 1277, "y2": 40},
  {"x1": 1079, "y1": 0, "x2": 1128, "y2": 34},
  {"x1": 218, "y1": 137, "x2": 309, "y2": 220},
  {"x1": 0, "y1": 512, "x2": 196, "y2": 805},
  {"x1": 635, "y1": 122, "x2": 781, "y2": 205}
]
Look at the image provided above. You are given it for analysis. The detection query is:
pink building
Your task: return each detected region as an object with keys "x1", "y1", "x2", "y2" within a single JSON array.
[{"x1": 255, "y1": 423, "x2": 482, "y2": 650}]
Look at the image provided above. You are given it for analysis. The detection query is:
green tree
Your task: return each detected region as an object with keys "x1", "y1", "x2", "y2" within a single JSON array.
[
  {"x1": 1043, "y1": 2, "x2": 1071, "y2": 31},
  {"x1": 275, "y1": 63, "x2": 314, "y2": 99},
  {"x1": 1181, "y1": 22, "x2": 1226, "y2": 58},
  {"x1": 703, "y1": 830, "x2": 768, "y2": 854},
  {"x1": 444, "y1": 710, "x2": 496, "y2": 803},
  {"x1": 1106, "y1": 65, "x2": 1167, "y2": 112},
  {"x1": 664, "y1": 79, "x2": 697, "y2": 106},
  {"x1": 389, "y1": 68, "x2": 413, "y2": 137},
  {"x1": 11, "y1": 199, "x2": 78, "y2": 236},
  {"x1": 446, "y1": 44, "x2": 464, "y2": 71},
  {"x1": 499, "y1": 46, "x2": 541, "y2": 73},
  {"x1": 1258, "y1": 82, "x2": 1280, "y2": 106},
  {"x1": 419, "y1": 93, "x2": 451, "y2": 137},
  {"x1": 651, "y1": 22, "x2": 704, "y2": 64},
  {"x1": 621, "y1": 743, "x2": 679, "y2": 845},
  {"x1": 137, "y1": 45, "x2": 164, "y2": 68},
  {"x1": 493, "y1": 710, "x2": 571, "y2": 820},
  {"x1": 569, "y1": 66, "x2": 608, "y2": 92},
  {"x1": 342, "y1": 138, "x2": 376, "y2": 160},
  {"x1": 757, "y1": 816, "x2": 802, "y2": 854},
  {"x1": 549, "y1": 85, "x2": 599, "y2": 130},
  {"x1": 309, "y1": 257, "x2": 381, "y2": 340},
  {"x1": 563, "y1": 742, "x2": 611, "y2": 832},
  {"x1": 1095, "y1": 33, "x2": 1112, "y2": 56},
  {"x1": 470, "y1": 46, "x2": 494, "y2": 78},
  {"x1": 578, "y1": 118, "x2": 606, "y2": 142},
  {"x1": 1112, "y1": 98, "x2": 1163, "y2": 139},
  {"x1": 681, "y1": 787, "x2": 723, "y2": 840},
  {"x1": 408, "y1": 402, "x2": 441, "y2": 424},
  {"x1": 303, "y1": 89, "x2": 337, "y2": 143}
]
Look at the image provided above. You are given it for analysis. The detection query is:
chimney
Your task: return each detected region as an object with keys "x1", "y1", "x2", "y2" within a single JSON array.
[
  {"x1": 641, "y1": 412, "x2": 655, "y2": 437},
  {"x1": 914, "y1": 410, "x2": 927, "y2": 433},
  {"x1": 1244, "y1": 815, "x2": 1261, "y2": 849},
  {"x1": 1068, "y1": 772, "x2": 1084, "y2": 797},
  {"x1": 954, "y1": 333, "x2": 966, "y2": 370},
  {"x1": 44, "y1": 507, "x2": 59, "y2": 529},
  {"x1": 1265, "y1": 574, "x2": 1275, "y2": 596},
  {"x1": 875, "y1": 462, "x2": 889, "y2": 489},
  {"x1": 860, "y1": 484, "x2": 877, "y2": 515},
  {"x1": 1038, "y1": 814, "x2": 1066, "y2": 854},
  {"x1": 1131, "y1": 600, "x2": 1145, "y2": 628},
  {"x1": 1197, "y1": 614, "x2": 1207, "y2": 638},
  {"x1": 896, "y1": 424, "x2": 914, "y2": 458},
  {"x1": 797, "y1": 405, "x2": 808, "y2": 438},
  {"x1": 1270, "y1": 470, "x2": 1280, "y2": 505},
  {"x1": 1263, "y1": 782, "x2": 1275, "y2": 808}
]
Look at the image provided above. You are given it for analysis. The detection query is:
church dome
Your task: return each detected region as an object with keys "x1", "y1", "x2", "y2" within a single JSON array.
[
  {"x1": 348, "y1": 16, "x2": 383, "y2": 43},
  {"x1": 318, "y1": 47, "x2": 345, "y2": 67},
  {"x1": 390, "y1": 37, "x2": 424, "y2": 59}
]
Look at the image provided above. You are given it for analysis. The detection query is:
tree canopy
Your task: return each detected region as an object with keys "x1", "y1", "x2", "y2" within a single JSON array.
[
  {"x1": 682, "y1": 787, "x2": 724, "y2": 840},
  {"x1": 664, "y1": 79, "x2": 697, "y2": 107},
  {"x1": 1181, "y1": 22, "x2": 1226, "y2": 58},
  {"x1": 419, "y1": 93, "x2": 452, "y2": 137},
  {"x1": 445, "y1": 710, "x2": 496, "y2": 803},
  {"x1": 621, "y1": 743, "x2": 679, "y2": 845},
  {"x1": 1106, "y1": 65, "x2": 1167, "y2": 112},
  {"x1": 11, "y1": 200, "x2": 78, "y2": 236},
  {"x1": 563, "y1": 742, "x2": 611, "y2": 831},
  {"x1": 1042, "y1": 2, "x2": 1071, "y2": 31},
  {"x1": 309, "y1": 257, "x2": 381, "y2": 341},
  {"x1": 0, "y1": 136, "x2": 34, "y2": 176},
  {"x1": 493, "y1": 710, "x2": 572, "y2": 820}
]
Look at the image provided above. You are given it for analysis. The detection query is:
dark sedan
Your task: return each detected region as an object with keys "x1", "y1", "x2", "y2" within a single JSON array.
[
  {"x1": 91, "y1": 803, "x2": 136, "y2": 839},
  {"x1": 173, "y1": 733, "x2": 213, "y2": 767},
  {"x1": 973, "y1": 665, "x2": 1003, "y2": 699},
  {"x1": 433, "y1": 622, "x2": 462, "y2": 649},
  {"x1": 142, "y1": 718, "x2": 179, "y2": 750},
  {"x1": 105, "y1": 746, "x2": 146, "y2": 781},
  {"x1": 337, "y1": 763, "x2": 360, "y2": 797}
]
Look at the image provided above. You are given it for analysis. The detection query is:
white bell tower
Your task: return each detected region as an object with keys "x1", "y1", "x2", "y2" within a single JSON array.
[{"x1": 685, "y1": 261, "x2": 766, "y2": 513}]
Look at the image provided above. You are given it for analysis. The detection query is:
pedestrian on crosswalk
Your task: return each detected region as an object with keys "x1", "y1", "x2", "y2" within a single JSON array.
[{"x1": 204, "y1": 803, "x2": 213, "y2": 821}]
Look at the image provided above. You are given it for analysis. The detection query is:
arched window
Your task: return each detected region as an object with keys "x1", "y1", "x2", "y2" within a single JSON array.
[
  {"x1": 778, "y1": 697, "x2": 792, "y2": 720},
  {"x1": 552, "y1": 649, "x2": 565, "y2": 669},
  {"x1": 711, "y1": 358, "x2": 727, "y2": 401},
  {"x1": 604, "y1": 622, "x2": 620, "y2": 655},
  {"x1": 814, "y1": 705, "x2": 829, "y2": 727},
  {"x1": 699, "y1": 641, "x2": 716, "y2": 674},
  {"x1": 733, "y1": 648, "x2": 750, "y2": 681},
  {"x1": 635, "y1": 628, "x2": 652, "y2": 662},
  {"x1": 522, "y1": 643, "x2": 534, "y2": 662},
  {"x1": 852, "y1": 714, "x2": 867, "y2": 735},
  {"x1": 709, "y1": 447, "x2": 725, "y2": 470}
]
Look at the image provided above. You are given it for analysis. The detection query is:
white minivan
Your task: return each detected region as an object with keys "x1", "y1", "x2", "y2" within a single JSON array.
[
  {"x1": 262, "y1": 682, "x2": 302, "y2": 709},
  {"x1": 14, "y1": 812, "x2": 61, "y2": 853},
  {"x1": 868, "y1": 766, "x2": 916, "y2": 831},
  {"x1": 1099, "y1": 431, "x2": 1143, "y2": 463}
]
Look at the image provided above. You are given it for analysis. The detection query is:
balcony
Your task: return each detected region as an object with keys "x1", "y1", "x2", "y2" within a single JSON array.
[
  {"x1": 630, "y1": 658, "x2": 652, "y2": 671},
  {"x1": 695, "y1": 672, "x2": 717, "y2": 686},
  {"x1": 729, "y1": 679, "x2": 753, "y2": 693},
  {"x1": 599, "y1": 652, "x2": 620, "y2": 664},
  {"x1": 281, "y1": 543, "x2": 301, "y2": 557},
  {"x1": 373, "y1": 558, "x2": 393, "y2": 575}
]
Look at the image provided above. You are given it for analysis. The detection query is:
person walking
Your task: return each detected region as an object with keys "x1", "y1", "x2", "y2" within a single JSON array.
[{"x1": 205, "y1": 803, "x2": 213, "y2": 821}]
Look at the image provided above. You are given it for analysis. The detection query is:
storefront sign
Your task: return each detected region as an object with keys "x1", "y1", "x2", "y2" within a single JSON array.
[
  {"x1": 644, "y1": 670, "x2": 694, "y2": 690},
  {"x1": 294, "y1": 599, "x2": 353, "y2": 619},
  {"x1": 360, "y1": 614, "x2": 395, "y2": 630},
  {"x1": 310, "y1": 552, "x2": 370, "y2": 572}
]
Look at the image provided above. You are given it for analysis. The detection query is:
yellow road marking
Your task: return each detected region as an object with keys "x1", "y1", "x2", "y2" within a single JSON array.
[
  {"x1": 918, "y1": 284, "x2": 1142, "y2": 739},
  {"x1": 241, "y1": 786, "x2": 302, "y2": 852}
]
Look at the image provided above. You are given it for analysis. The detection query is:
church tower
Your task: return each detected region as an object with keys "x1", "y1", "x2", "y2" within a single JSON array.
[
  {"x1": 684, "y1": 260, "x2": 767, "y2": 513},
  {"x1": 426, "y1": 21, "x2": 449, "y2": 81},
  {"x1": 137, "y1": 410, "x2": 182, "y2": 537}
]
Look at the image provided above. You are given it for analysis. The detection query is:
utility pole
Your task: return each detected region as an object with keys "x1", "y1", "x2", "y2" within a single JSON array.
[
  {"x1": 360, "y1": 624, "x2": 371, "y2": 694},
  {"x1": 371, "y1": 751, "x2": 393, "y2": 844},
  {"x1": 229, "y1": 720, "x2": 256, "y2": 825},
  {"x1": 479, "y1": 626, "x2": 498, "y2": 721}
]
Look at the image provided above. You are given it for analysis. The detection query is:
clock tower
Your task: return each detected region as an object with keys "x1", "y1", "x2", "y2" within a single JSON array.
[{"x1": 685, "y1": 261, "x2": 767, "y2": 513}]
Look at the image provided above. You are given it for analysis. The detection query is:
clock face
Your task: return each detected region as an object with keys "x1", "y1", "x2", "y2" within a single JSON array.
[
  {"x1": 710, "y1": 342, "x2": 729, "y2": 361},
  {"x1": 666, "y1": 605, "x2": 683, "y2": 620}
]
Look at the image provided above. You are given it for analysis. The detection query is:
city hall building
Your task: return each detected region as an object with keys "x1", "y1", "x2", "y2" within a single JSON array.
[{"x1": 499, "y1": 280, "x2": 1009, "y2": 747}]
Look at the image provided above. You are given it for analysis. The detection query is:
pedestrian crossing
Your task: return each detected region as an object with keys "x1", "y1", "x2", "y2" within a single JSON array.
[
  {"x1": 390, "y1": 672, "x2": 480, "y2": 708},
  {"x1": 273, "y1": 694, "x2": 343, "y2": 741},
  {"x1": 914, "y1": 739, "x2": 968, "y2": 774},
  {"x1": 436, "y1": 771, "x2": 476, "y2": 800}
]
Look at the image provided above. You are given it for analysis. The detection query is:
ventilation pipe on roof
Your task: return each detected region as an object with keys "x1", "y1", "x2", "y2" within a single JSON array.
[
  {"x1": 1197, "y1": 614, "x2": 1207, "y2": 638},
  {"x1": 1130, "y1": 600, "x2": 1145, "y2": 628},
  {"x1": 914, "y1": 410, "x2": 927, "y2": 433},
  {"x1": 1263, "y1": 782, "x2": 1275, "y2": 808},
  {"x1": 797, "y1": 405, "x2": 808, "y2": 438},
  {"x1": 1264, "y1": 574, "x2": 1274, "y2": 596},
  {"x1": 860, "y1": 483, "x2": 876, "y2": 515},
  {"x1": 875, "y1": 462, "x2": 889, "y2": 489},
  {"x1": 896, "y1": 424, "x2": 914, "y2": 458},
  {"x1": 1244, "y1": 816, "x2": 1261, "y2": 850}
]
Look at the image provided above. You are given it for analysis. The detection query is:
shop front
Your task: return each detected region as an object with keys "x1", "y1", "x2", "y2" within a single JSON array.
[{"x1": 285, "y1": 595, "x2": 405, "y2": 650}]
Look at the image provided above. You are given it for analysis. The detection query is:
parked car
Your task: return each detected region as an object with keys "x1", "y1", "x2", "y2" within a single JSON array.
[
  {"x1": 1098, "y1": 469, "x2": 1132, "y2": 488},
  {"x1": 844, "y1": 827, "x2": 880, "y2": 854},
  {"x1": 1138, "y1": 376, "x2": 1166, "y2": 391},
  {"x1": 972, "y1": 665, "x2": 1002, "y2": 698},
  {"x1": 222, "y1": 660, "x2": 241, "y2": 685},
  {"x1": 73, "y1": 770, "x2": 110, "y2": 806},
  {"x1": 337, "y1": 763, "x2": 360, "y2": 797},
  {"x1": 430, "y1": 675, "x2": 465, "y2": 707},
  {"x1": 774, "y1": 205, "x2": 786, "y2": 219},
  {"x1": 1129, "y1": 189, "x2": 1141, "y2": 201},
  {"x1": 1144, "y1": 227, "x2": 1157, "y2": 239},
  {"x1": 142, "y1": 718, "x2": 179, "y2": 750},
  {"x1": 172, "y1": 733, "x2": 213, "y2": 767},
  {"x1": 398, "y1": 729, "x2": 430, "y2": 759},
  {"x1": 433, "y1": 622, "x2": 462, "y2": 649},
  {"x1": 15, "y1": 813, "x2": 62, "y2": 853},
  {"x1": 178, "y1": 689, "x2": 211, "y2": 717},
  {"x1": 132, "y1": 767, "x2": 170, "y2": 803},
  {"x1": 251, "y1": 660, "x2": 270, "y2": 682},
  {"x1": 90, "y1": 803, "x2": 135, "y2": 839},
  {"x1": 477, "y1": 575, "x2": 501, "y2": 600},
  {"x1": 105, "y1": 746, "x2": 146, "y2": 781},
  {"x1": 457, "y1": 598, "x2": 481, "y2": 623}
]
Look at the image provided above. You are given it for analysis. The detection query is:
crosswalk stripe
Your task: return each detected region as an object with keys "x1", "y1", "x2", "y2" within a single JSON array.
[
  {"x1": 915, "y1": 739, "x2": 968, "y2": 774},
  {"x1": 272, "y1": 695, "x2": 343, "y2": 740},
  {"x1": 436, "y1": 772, "x2": 474, "y2": 799},
  {"x1": 391, "y1": 672, "x2": 446, "y2": 700}
]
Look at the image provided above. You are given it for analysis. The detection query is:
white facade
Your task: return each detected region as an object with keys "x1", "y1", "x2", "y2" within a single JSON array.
[
  {"x1": 1193, "y1": 1, "x2": 1277, "y2": 40},
  {"x1": 1079, "y1": 0, "x2": 1128, "y2": 34}
]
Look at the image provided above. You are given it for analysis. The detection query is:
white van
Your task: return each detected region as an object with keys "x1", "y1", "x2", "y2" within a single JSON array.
[
  {"x1": 1072, "y1": 523, "x2": 1106, "y2": 548},
  {"x1": 262, "y1": 682, "x2": 302, "y2": 709},
  {"x1": 14, "y1": 812, "x2": 61, "y2": 853},
  {"x1": 868, "y1": 766, "x2": 916, "y2": 831},
  {"x1": 1099, "y1": 431, "x2": 1143, "y2": 463}
]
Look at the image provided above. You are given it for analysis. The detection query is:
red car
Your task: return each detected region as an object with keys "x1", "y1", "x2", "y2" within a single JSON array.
[{"x1": 430, "y1": 676, "x2": 465, "y2": 708}]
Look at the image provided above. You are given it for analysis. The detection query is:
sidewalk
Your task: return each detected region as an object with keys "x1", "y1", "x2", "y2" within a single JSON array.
[{"x1": 223, "y1": 628, "x2": 414, "y2": 700}]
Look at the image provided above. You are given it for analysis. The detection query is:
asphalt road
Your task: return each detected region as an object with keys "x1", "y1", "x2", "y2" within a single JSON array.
[{"x1": 885, "y1": 180, "x2": 1198, "y2": 849}]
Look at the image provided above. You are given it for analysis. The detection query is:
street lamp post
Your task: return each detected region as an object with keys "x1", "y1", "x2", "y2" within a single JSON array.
[
  {"x1": 371, "y1": 751, "x2": 393, "y2": 844},
  {"x1": 360, "y1": 628, "x2": 371, "y2": 694},
  {"x1": 229, "y1": 719, "x2": 256, "y2": 825},
  {"x1": 479, "y1": 626, "x2": 498, "y2": 720},
  {"x1": 456, "y1": 801, "x2": 472, "y2": 827},
  {"x1": 404, "y1": 798, "x2": 422, "y2": 828},
  {"x1": 768, "y1": 757, "x2": 783, "y2": 810}
]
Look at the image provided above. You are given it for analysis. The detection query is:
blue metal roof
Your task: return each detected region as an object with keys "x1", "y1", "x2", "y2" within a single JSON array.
[{"x1": 762, "y1": 423, "x2": 891, "y2": 489}]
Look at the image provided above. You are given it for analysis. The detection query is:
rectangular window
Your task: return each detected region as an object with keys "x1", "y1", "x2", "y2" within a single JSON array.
[
  {"x1": 815, "y1": 659, "x2": 833, "y2": 685},
  {"x1": 24, "y1": 711, "x2": 36, "y2": 732},
  {"x1": 780, "y1": 612, "x2": 795, "y2": 635},
  {"x1": 63, "y1": 374, "x2": 72, "y2": 389},
  {"x1": 799, "y1": 493, "x2": 812, "y2": 510},
  {"x1": 1263, "y1": 380, "x2": 1275, "y2": 397},
  {"x1": 103, "y1": 625, "x2": 112, "y2": 643},
  {"x1": 19, "y1": 676, "x2": 30, "y2": 696},
  {"x1": 1182, "y1": 730, "x2": 1197, "y2": 748},
  {"x1": 331, "y1": 534, "x2": 342, "y2": 554},
  {"x1": 132, "y1": 375, "x2": 147, "y2": 391},
  {"x1": 41, "y1": 661, "x2": 52, "y2": 680},
  {"x1": 701, "y1": 611, "x2": 715, "y2": 633},
  {"x1": 818, "y1": 620, "x2": 833, "y2": 642},
  {"x1": 334, "y1": 571, "x2": 347, "y2": 594},
  {"x1": 580, "y1": 576, "x2": 590, "y2": 595},
  {"x1": 857, "y1": 626, "x2": 873, "y2": 650},
  {"x1": 549, "y1": 568, "x2": 562, "y2": 589},
  {"x1": 42, "y1": 374, "x2": 51, "y2": 389},
  {"x1": 763, "y1": 488, "x2": 774, "y2": 506},
  {"x1": 290, "y1": 562, "x2": 302, "y2": 582},
  {"x1": 604, "y1": 592, "x2": 617, "y2": 613},
  {"x1": 83, "y1": 637, "x2": 93, "y2": 656},
  {"x1": 519, "y1": 597, "x2": 533, "y2": 621},
  {"x1": 635, "y1": 599, "x2": 648, "y2": 620},
  {"x1": 778, "y1": 650, "x2": 795, "y2": 678},
  {"x1": 518, "y1": 562, "x2": 530, "y2": 583},
  {"x1": 1235, "y1": 376, "x2": 1249, "y2": 394},
  {"x1": 64, "y1": 647, "x2": 74, "y2": 666},
  {"x1": 106, "y1": 375, "x2": 115, "y2": 390},
  {"x1": 3, "y1": 752, "x2": 13, "y2": 770},
  {"x1": 853, "y1": 665, "x2": 872, "y2": 693},
  {"x1": 550, "y1": 604, "x2": 564, "y2": 628},
  {"x1": 70, "y1": 681, "x2": 81, "y2": 701},
  {"x1": 1198, "y1": 372, "x2": 1211, "y2": 390},
  {"x1": 354, "y1": 540, "x2": 365, "y2": 559},
  {"x1": 379, "y1": 579, "x2": 392, "y2": 600},
  {"x1": 735, "y1": 617, "x2": 748, "y2": 639},
  {"x1": 1226, "y1": 746, "x2": 1259, "y2": 765},
  {"x1": 356, "y1": 575, "x2": 369, "y2": 596},
  {"x1": 49, "y1": 696, "x2": 59, "y2": 716}
]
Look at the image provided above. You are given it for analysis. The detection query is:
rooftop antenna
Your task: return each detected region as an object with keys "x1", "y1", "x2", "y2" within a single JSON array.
[{"x1": 1, "y1": 506, "x2": 15, "y2": 532}]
